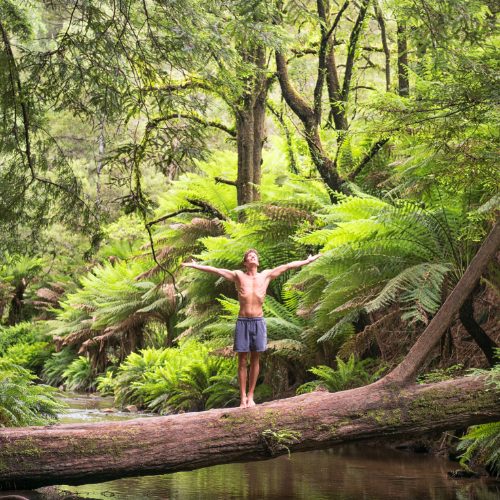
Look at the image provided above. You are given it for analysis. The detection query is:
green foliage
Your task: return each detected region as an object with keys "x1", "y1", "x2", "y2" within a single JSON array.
[
  {"x1": 296, "y1": 355, "x2": 385, "y2": 394},
  {"x1": 458, "y1": 422, "x2": 500, "y2": 477},
  {"x1": 417, "y1": 364, "x2": 465, "y2": 384},
  {"x1": 2, "y1": 341, "x2": 51, "y2": 373},
  {"x1": 0, "y1": 359, "x2": 65, "y2": 427},
  {"x1": 62, "y1": 356, "x2": 95, "y2": 392},
  {"x1": 42, "y1": 348, "x2": 77, "y2": 387},
  {"x1": 113, "y1": 347, "x2": 173, "y2": 408},
  {"x1": 0, "y1": 254, "x2": 44, "y2": 323},
  {"x1": 96, "y1": 369, "x2": 117, "y2": 397},
  {"x1": 111, "y1": 340, "x2": 256, "y2": 413},
  {"x1": 261, "y1": 428, "x2": 301, "y2": 458},
  {"x1": 457, "y1": 351, "x2": 500, "y2": 476},
  {"x1": 1, "y1": 0, "x2": 498, "y2": 417},
  {"x1": 0, "y1": 322, "x2": 53, "y2": 374},
  {"x1": 292, "y1": 195, "x2": 475, "y2": 349},
  {"x1": 51, "y1": 257, "x2": 176, "y2": 368},
  {"x1": 0, "y1": 322, "x2": 40, "y2": 354},
  {"x1": 164, "y1": 357, "x2": 236, "y2": 412}
]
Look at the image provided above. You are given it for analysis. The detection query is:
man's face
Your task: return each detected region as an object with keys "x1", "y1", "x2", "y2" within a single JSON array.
[{"x1": 245, "y1": 252, "x2": 259, "y2": 267}]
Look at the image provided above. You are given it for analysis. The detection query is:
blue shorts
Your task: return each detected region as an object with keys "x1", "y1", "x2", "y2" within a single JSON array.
[{"x1": 233, "y1": 317, "x2": 267, "y2": 352}]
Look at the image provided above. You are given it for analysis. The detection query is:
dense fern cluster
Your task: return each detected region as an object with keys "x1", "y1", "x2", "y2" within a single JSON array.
[
  {"x1": 0, "y1": 359, "x2": 65, "y2": 427},
  {"x1": 291, "y1": 196, "x2": 473, "y2": 346},
  {"x1": 97, "y1": 340, "x2": 267, "y2": 413}
]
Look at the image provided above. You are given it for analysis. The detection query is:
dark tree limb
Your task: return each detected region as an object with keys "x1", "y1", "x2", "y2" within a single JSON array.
[
  {"x1": 275, "y1": 51, "x2": 315, "y2": 124},
  {"x1": 185, "y1": 198, "x2": 228, "y2": 221},
  {"x1": 459, "y1": 292, "x2": 498, "y2": 366},
  {"x1": 314, "y1": 0, "x2": 349, "y2": 121},
  {"x1": 214, "y1": 177, "x2": 238, "y2": 187},
  {"x1": 145, "y1": 209, "x2": 203, "y2": 228},
  {"x1": 373, "y1": 0, "x2": 391, "y2": 91},
  {"x1": 340, "y1": 0, "x2": 370, "y2": 102},
  {"x1": 348, "y1": 138, "x2": 389, "y2": 181},
  {"x1": 148, "y1": 113, "x2": 236, "y2": 138}
]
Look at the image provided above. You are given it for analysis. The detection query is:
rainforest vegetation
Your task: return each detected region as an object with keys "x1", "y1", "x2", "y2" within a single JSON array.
[{"x1": 0, "y1": 0, "x2": 498, "y2": 478}]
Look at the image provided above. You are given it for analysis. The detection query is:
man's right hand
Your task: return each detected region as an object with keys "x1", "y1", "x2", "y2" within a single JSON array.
[{"x1": 306, "y1": 254, "x2": 322, "y2": 263}]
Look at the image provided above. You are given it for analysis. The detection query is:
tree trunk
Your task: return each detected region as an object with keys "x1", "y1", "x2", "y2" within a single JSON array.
[
  {"x1": 459, "y1": 292, "x2": 498, "y2": 366},
  {"x1": 326, "y1": 46, "x2": 348, "y2": 130},
  {"x1": 7, "y1": 280, "x2": 26, "y2": 326},
  {"x1": 304, "y1": 121, "x2": 345, "y2": 201},
  {"x1": 374, "y1": 0, "x2": 391, "y2": 92},
  {"x1": 1, "y1": 375, "x2": 498, "y2": 490},
  {"x1": 397, "y1": 21, "x2": 409, "y2": 97},
  {"x1": 236, "y1": 46, "x2": 267, "y2": 206}
]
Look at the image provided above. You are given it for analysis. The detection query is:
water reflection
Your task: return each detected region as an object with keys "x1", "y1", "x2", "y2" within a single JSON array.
[{"x1": 39, "y1": 445, "x2": 499, "y2": 500}]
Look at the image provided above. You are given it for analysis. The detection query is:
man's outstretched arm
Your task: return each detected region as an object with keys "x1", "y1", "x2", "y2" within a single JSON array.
[
  {"x1": 266, "y1": 254, "x2": 321, "y2": 280},
  {"x1": 181, "y1": 261, "x2": 236, "y2": 281}
]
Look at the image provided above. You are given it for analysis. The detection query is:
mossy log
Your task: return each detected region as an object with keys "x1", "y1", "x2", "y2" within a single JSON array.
[{"x1": 1, "y1": 375, "x2": 499, "y2": 490}]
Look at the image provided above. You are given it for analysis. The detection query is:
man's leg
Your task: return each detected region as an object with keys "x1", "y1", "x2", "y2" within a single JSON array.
[
  {"x1": 238, "y1": 352, "x2": 248, "y2": 408},
  {"x1": 247, "y1": 352, "x2": 260, "y2": 407}
]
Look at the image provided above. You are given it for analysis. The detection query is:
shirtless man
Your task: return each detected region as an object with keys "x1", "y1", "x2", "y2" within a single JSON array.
[{"x1": 182, "y1": 249, "x2": 321, "y2": 408}]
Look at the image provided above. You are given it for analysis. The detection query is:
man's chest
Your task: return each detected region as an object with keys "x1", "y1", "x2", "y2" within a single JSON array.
[{"x1": 236, "y1": 274, "x2": 269, "y2": 297}]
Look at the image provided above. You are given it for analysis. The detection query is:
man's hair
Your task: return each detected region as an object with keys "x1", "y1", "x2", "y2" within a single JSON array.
[{"x1": 242, "y1": 248, "x2": 259, "y2": 265}]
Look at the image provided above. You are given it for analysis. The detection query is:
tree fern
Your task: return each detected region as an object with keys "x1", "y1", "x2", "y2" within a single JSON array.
[{"x1": 291, "y1": 194, "x2": 473, "y2": 349}]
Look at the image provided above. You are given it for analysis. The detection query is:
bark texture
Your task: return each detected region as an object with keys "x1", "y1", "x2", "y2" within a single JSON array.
[
  {"x1": 0, "y1": 376, "x2": 498, "y2": 490},
  {"x1": 276, "y1": 0, "x2": 376, "y2": 199}
]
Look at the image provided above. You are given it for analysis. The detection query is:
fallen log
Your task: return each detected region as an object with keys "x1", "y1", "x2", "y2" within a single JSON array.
[{"x1": 1, "y1": 375, "x2": 498, "y2": 490}]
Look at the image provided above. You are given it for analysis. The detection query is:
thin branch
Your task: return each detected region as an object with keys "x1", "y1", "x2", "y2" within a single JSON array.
[
  {"x1": 341, "y1": 0, "x2": 370, "y2": 102},
  {"x1": 148, "y1": 114, "x2": 236, "y2": 137},
  {"x1": 324, "y1": 0, "x2": 350, "y2": 43},
  {"x1": 185, "y1": 198, "x2": 228, "y2": 221},
  {"x1": 215, "y1": 177, "x2": 238, "y2": 187},
  {"x1": 145, "y1": 208, "x2": 202, "y2": 228},
  {"x1": 348, "y1": 138, "x2": 389, "y2": 181}
]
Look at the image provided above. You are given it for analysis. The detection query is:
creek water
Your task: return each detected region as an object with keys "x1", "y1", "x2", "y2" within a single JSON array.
[{"x1": 7, "y1": 392, "x2": 499, "y2": 500}]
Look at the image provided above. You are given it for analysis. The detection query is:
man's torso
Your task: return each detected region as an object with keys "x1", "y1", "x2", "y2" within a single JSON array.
[{"x1": 234, "y1": 270, "x2": 270, "y2": 317}]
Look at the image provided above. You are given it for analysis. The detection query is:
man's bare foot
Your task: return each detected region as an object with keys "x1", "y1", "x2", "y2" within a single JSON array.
[
  {"x1": 247, "y1": 397, "x2": 256, "y2": 407},
  {"x1": 239, "y1": 397, "x2": 247, "y2": 408}
]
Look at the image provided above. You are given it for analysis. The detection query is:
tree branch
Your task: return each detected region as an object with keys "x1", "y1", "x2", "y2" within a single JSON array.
[
  {"x1": 314, "y1": 0, "x2": 349, "y2": 121},
  {"x1": 214, "y1": 177, "x2": 238, "y2": 187},
  {"x1": 146, "y1": 209, "x2": 203, "y2": 228},
  {"x1": 275, "y1": 52, "x2": 315, "y2": 124},
  {"x1": 148, "y1": 114, "x2": 236, "y2": 137},
  {"x1": 185, "y1": 198, "x2": 228, "y2": 221},
  {"x1": 348, "y1": 138, "x2": 389, "y2": 181},
  {"x1": 341, "y1": 0, "x2": 370, "y2": 102}
]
